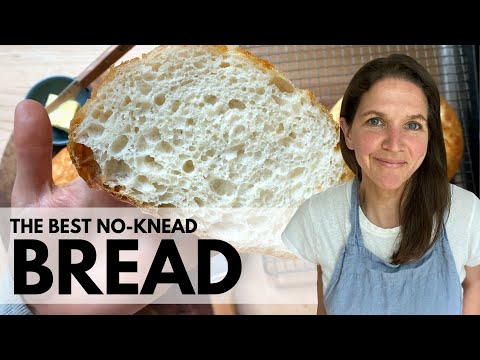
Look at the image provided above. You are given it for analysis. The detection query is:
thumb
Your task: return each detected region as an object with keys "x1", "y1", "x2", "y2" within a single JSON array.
[{"x1": 12, "y1": 99, "x2": 53, "y2": 206}]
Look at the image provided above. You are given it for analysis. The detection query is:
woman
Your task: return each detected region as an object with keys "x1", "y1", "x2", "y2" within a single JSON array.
[{"x1": 281, "y1": 54, "x2": 480, "y2": 315}]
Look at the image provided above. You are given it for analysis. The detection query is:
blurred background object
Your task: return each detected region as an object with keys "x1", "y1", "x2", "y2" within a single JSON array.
[{"x1": 25, "y1": 75, "x2": 92, "y2": 146}]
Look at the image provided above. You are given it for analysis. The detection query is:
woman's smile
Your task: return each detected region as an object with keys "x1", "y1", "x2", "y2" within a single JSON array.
[{"x1": 373, "y1": 157, "x2": 407, "y2": 168}]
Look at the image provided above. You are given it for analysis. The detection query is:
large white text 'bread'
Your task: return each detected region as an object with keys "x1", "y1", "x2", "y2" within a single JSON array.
[{"x1": 68, "y1": 46, "x2": 348, "y2": 257}]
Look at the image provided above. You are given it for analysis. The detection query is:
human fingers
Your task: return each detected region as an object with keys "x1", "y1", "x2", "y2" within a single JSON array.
[{"x1": 12, "y1": 100, "x2": 53, "y2": 206}]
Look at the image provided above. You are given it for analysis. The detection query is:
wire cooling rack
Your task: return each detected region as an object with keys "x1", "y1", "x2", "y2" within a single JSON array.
[{"x1": 241, "y1": 45, "x2": 480, "y2": 277}]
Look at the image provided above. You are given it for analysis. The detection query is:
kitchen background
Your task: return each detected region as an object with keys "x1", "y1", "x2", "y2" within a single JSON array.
[{"x1": 0, "y1": 45, "x2": 478, "y2": 315}]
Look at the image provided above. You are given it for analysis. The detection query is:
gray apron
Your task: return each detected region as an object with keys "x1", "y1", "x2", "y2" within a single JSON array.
[{"x1": 324, "y1": 177, "x2": 462, "y2": 315}]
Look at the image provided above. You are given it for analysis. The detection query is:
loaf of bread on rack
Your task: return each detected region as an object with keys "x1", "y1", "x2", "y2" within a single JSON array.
[
  {"x1": 68, "y1": 45, "x2": 349, "y2": 258},
  {"x1": 329, "y1": 96, "x2": 464, "y2": 181},
  {"x1": 52, "y1": 147, "x2": 79, "y2": 185}
]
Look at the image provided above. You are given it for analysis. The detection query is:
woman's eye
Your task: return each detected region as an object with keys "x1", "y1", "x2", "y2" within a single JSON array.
[
  {"x1": 406, "y1": 122, "x2": 421, "y2": 130},
  {"x1": 367, "y1": 117, "x2": 382, "y2": 126}
]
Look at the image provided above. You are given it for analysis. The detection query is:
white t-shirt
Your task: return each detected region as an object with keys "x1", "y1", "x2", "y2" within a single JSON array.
[{"x1": 281, "y1": 179, "x2": 480, "y2": 293}]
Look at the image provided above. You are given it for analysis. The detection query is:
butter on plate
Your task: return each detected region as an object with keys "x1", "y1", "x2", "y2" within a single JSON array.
[{"x1": 46, "y1": 93, "x2": 80, "y2": 133}]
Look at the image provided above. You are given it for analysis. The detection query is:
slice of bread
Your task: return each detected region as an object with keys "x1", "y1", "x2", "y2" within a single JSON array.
[{"x1": 68, "y1": 45, "x2": 349, "y2": 258}]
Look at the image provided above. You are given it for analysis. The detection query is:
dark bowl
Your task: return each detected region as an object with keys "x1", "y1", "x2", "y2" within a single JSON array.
[{"x1": 25, "y1": 75, "x2": 91, "y2": 146}]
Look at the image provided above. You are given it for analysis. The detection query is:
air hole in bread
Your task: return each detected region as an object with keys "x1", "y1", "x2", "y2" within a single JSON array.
[
  {"x1": 139, "y1": 116, "x2": 147, "y2": 125},
  {"x1": 172, "y1": 170, "x2": 181, "y2": 175},
  {"x1": 151, "y1": 63, "x2": 161, "y2": 72},
  {"x1": 263, "y1": 123, "x2": 274, "y2": 133},
  {"x1": 288, "y1": 167, "x2": 304, "y2": 179},
  {"x1": 113, "y1": 185, "x2": 125, "y2": 192},
  {"x1": 269, "y1": 76, "x2": 294, "y2": 93},
  {"x1": 171, "y1": 100, "x2": 180, "y2": 113},
  {"x1": 181, "y1": 79, "x2": 193, "y2": 86},
  {"x1": 194, "y1": 61, "x2": 204, "y2": 69},
  {"x1": 194, "y1": 197, "x2": 205, "y2": 206},
  {"x1": 186, "y1": 118, "x2": 195, "y2": 126},
  {"x1": 188, "y1": 145, "x2": 196, "y2": 151},
  {"x1": 262, "y1": 168, "x2": 273, "y2": 177},
  {"x1": 110, "y1": 135, "x2": 129, "y2": 154},
  {"x1": 153, "y1": 183, "x2": 166, "y2": 193},
  {"x1": 256, "y1": 87, "x2": 265, "y2": 95},
  {"x1": 182, "y1": 160, "x2": 195, "y2": 173},
  {"x1": 139, "y1": 82, "x2": 152, "y2": 95},
  {"x1": 272, "y1": 95, "x2": 285, "y2": 106},
  {"x1": 99, "y1": 110, "x2": 113, "y2": 122},
  {"x1": 136, "y1": 136, "x2": 148, "y2": 152},
  {"x1": 204, "y1": 95, "x2": 217, "y2": 105},
  {"x1": 220, "y1": 62, "x2": 230, "y2": 68},
  {"x1": 228, "y1": 99, "x2": 246, "y2": 110},
  {"x1": 123, "y1": 96, "x2": 132, "y2": 106},
  {"x1": 144, "y1": 155, "x2": 155, "y2": 163},
  {"x1": 86, "y1": 124, "x2": 104, "y2": 137},
  {"x1": 105, "y1": 159, "x2": 131, "y2": 180},
  {"x1": 157, "y1": 141, "x2": 173, "y2": 153},
  {"x1": 205, "y1": 149, "x2": 215, "y2": 157},
  {"x1": 291, "y1": 102, "x2": 301, "y2": 113},
  {"x1": 154, "y1": 94, "x2": 166, "y2": 106},
  {"x1": 147, "y1": 128, "x2": 161, "y2": 141},
  {"x1": 260, "y1": 189, "x2": 273, "y2": 203},
  {"x1": 143, "y1": 72, "x2": 155, "y2": 81},
  {"x1": 209, "y1": 179, "x2": 235, "y2": 196},
  {"x1": 276, "y1": 123, "x2": 284, "y2": 134},
  {"x1": 288, "y1": 131, "x2": 297, "y2": 139},
  {"x1": 231, "y1": 125, "x2": 245, "y2": 137},
  {"x1": 158, "y1": 193, "x2": 174, "y2": 203},
  {"x1": 134, "y1": 127, "x2": 139, "y2": 133},
  {"x1": 225, "y1": 144, "x2": 245, "y2": 160},
  {"x1": 279, "y1": 137, "x2": 293, "y2": 147},
  {"x1": 173, "y1": 138, "x2": 184, "y2": 147},
  {"x1": 137, "y1": 175, "x2": 148, "y2": 183}
]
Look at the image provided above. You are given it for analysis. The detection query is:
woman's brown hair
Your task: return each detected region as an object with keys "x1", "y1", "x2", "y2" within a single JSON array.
[{"x1": 339, "y1": 54, "x2": 451, "y2": 264}]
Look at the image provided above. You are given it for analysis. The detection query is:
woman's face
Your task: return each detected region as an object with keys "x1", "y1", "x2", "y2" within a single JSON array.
[{"x1": 340, "y1": 78, "x2": 429, "y2": 191}]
